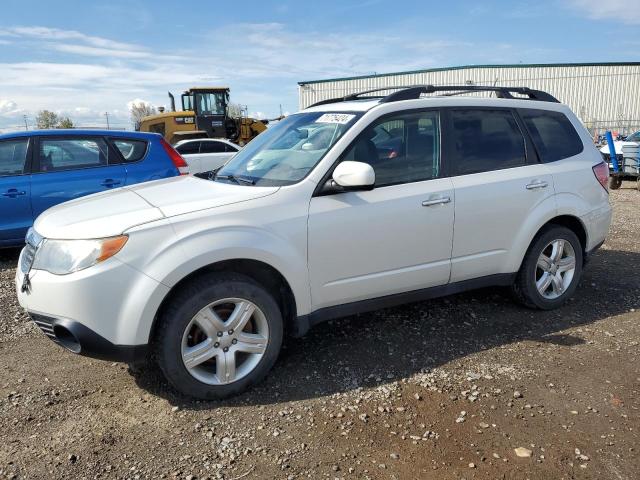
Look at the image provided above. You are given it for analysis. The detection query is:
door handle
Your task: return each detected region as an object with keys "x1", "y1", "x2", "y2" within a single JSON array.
[
  {"x1": 422, "y1": 196, "x2": 451, "y2": 207},
  {"x1": 100, "y1": 179, "x2": 121, "y2": 187},
  {"x1": 2, "y1": 189, "x2": 27, "y2": 198},
  {"x1": 526, "y1": 181, "x2": 548, "y2": 190}
]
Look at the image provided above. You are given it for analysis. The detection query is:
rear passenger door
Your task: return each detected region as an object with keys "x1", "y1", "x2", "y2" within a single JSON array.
[
  {"x1": 0, "y1": 138, "x2": 32, "y2": 244},
  {"x1": 31, "y1": 136, "x2": 126, "y2": 218},
  {"x1": 446, "y1": 108, "x2": 555, "y2": 282}
]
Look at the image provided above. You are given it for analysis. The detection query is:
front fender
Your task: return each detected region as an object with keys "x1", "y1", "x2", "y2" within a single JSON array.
[{"x1": 118, "y1": 215, "x2": 310, "y2": 344}]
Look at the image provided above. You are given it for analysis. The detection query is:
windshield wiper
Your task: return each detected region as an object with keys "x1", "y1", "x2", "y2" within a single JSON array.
[{"x1": 214, "y1": 172, "x2": 255, "y2": 185}]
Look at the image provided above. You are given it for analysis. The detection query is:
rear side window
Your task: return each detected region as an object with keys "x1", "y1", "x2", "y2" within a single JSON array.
[
  {"x1": 200, "y1": 141, "x2": 226, "y2": 153},
  {"x1": 38, "y1": 138, "x2": 109, "y2": 173},
  {"x1": 175, "y1": 142, "x2": 200, "y2": 154},
  {"x1": 450, "y1": 109, "x2": 526, "y2": 175},
  {"x1": 112, "y1": 139, "x2": 148, "y2": 162},
  {"x1": 520, "y1": 109, "x2": 583, "y2": 162},
  {"x1": 0, "y1": 138, "x2": 29, "y2": 176},
  {"x1": 225, "y1": 143, "x2": 239, "y2": 153}
]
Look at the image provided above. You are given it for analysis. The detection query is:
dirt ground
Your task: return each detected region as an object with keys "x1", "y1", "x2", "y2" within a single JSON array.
[{"x1": 1, "y1": 186, "x2": 639, "y2": 480}]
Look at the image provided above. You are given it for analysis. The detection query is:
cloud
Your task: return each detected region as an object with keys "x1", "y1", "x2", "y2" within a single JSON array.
[
  {"x1": 0, "y1": 100, "x2": 20, "y2": 116},
  {"x1": 127, "y1": 98, "x2": 156, "y2": 110},
  {"x1": 564, "y1": 0, "x2": 640, "y2": 24},
  {"x1": 0, "y1": 26, "x2": 151, "y2": 59}
]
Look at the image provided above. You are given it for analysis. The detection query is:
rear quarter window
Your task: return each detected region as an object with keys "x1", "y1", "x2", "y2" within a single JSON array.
[
  {"x1": 112, "y1": 139, "x2": 148, "y2": 162},
  {"x1": 520, "y1": 109, "x2": 583, "y2": 162}
]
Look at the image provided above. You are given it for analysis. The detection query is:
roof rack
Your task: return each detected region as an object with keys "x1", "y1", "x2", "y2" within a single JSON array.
[{"x1": 308, "y1": 84, "x2": 559, "y2": 108}]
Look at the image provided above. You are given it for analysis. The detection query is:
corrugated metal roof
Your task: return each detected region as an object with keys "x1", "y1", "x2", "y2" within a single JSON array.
[{"x1": 298, "y1": 62, "x2": 640, "y2": 85}]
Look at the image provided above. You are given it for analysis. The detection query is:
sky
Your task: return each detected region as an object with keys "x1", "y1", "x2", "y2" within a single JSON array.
[{"x1": 0, "y1": 0, "x2": 638, "y2": 131}]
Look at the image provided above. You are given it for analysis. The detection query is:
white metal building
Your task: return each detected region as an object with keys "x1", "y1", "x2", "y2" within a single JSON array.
[{"x1": 298, "y1": 62, "x2": 640, "y2": 136}]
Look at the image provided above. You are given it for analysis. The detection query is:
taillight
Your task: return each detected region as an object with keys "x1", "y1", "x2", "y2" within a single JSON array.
[
  {"x1": 592, "y1": 161, "x2": 609, "y2": 192},
  {"x1": 160, "y1": 138, "x2": 189, "y2": 175}
]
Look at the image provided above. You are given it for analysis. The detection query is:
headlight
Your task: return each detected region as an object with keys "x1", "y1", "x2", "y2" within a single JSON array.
[{"x1": 32, "y1": 236, "x2": 128, "y2": 275}]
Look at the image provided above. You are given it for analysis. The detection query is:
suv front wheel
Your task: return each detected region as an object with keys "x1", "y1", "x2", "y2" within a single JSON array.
[
  {"x1": 156, "y1": 273, "x2": 283, "y2": 399},
  {"x1": 513, "y1": 225, "x2": 583, "y2": 309}
]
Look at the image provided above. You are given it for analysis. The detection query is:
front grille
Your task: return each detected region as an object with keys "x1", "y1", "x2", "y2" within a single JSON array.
[{"x1": 29, "y1": 313, "x2": 56, "y2": 340}]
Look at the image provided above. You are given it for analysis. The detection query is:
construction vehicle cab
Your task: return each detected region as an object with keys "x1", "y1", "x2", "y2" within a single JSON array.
[
  {"x1": 178, "y1": 87, "x2": 231, "y2": 139},
  {"x1": 139, "y1": 87, "x2": 269, "y2": 146}
]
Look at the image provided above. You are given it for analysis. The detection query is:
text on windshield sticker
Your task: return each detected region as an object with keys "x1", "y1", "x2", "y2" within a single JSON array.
[{"x1": 315, "y1": 113, "x2": 356, "y2": 124}]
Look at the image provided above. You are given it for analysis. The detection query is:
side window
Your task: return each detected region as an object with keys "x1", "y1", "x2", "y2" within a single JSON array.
[
  {"x1": 520, "y1": 109, "x2": 583, "y2": 162},
  {"x1": 175, "y1": 142, "x2": 200, "y2": 155},
  {"x1": 450, "y1": 109, "x2": 526, "y2": 175},
  {"x1": 112, "y1": 139, "x2": 148, "y2": 162},
  {"x1": 39, "y1": 138, "x2": 108, "y2": 173},
  {"x1": 225, "y1": 143, "x2": 239, "y2": 153},
  {"x1": 200, "y1": 141, "x2": 226, "y2": 153},
  {"x1": 341, "y1": 110, "x2": 440, "y2": 187},
  {"x1": 0, "y1": 138, "x2": 29, "y2": 176}
]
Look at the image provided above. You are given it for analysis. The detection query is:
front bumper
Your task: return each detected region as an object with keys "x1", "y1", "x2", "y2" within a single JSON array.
[
  {"x1": 29, "y1": 312, "x2": 148, "y2": 362},
  {"x1": 16, "y1": 249, "x2": 170, "y2": 361}
]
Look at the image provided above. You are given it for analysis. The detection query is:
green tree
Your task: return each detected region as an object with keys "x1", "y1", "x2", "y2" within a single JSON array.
[
  {"x1": 57, "y1": 117, "x2": 74, "y2": 129},
  {"x1": 36, "y1": 110, "x2": 60, "y2": 129}
]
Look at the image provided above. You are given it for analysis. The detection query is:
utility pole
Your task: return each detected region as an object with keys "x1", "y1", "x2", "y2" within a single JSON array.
[
  {"x1": 104, "y1": 112, "x2": 110, "y2": 130},
  {"x1": 23, "y1": 115, "x2": 28, "y2": 130}
]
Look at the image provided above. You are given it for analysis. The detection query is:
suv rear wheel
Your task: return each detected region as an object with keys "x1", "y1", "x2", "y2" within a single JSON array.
[
  {"x1": 513, "y1": 225, "x2": 583, "y2": 309},
  {"x1": 156, "y1": 273, "x2": 283, "y2": 399}
]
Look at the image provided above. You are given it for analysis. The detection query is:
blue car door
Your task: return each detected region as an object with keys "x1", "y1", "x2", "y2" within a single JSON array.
[
  {"x1": 30, "y1": 135, "x2": 127, "y2": 219},
  {"x1": 0, "y1": 137, "x2": 32, "y2": 245}
]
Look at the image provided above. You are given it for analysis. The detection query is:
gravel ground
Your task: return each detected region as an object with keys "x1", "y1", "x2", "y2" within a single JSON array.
[{"x1": 1, "y1": 186, "x2": 639, "y2": 480}]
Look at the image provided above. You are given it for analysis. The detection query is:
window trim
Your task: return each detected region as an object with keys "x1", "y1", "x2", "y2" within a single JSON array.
[
  {"x1": 516, "y1": 108, "x2": 584, "y2": 163},
  {"x1": 0, "y1": 137, "x2": 33, "y2": 177},
  {"x1": 442, "y1": 107, "x2": 535, "y2": 178},
  {"x1": 32, "y1": 135, "x2": 119, "y2": 175},
  {"x1": 313, "y1": 107, "x2": 443, "y2": 196},
  {"x1": 107, "y1": 137, "x2": 149, "y2": 164}
]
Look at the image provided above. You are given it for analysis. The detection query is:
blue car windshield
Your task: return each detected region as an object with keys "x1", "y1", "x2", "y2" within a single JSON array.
[{"x1": 216, "y1": 111, "x2": 362, "y2": 186}]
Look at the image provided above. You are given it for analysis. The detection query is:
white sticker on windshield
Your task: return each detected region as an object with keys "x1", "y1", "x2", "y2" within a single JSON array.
[{"x1": 315, "y1": 113, "x2": 356, "y2": 124}]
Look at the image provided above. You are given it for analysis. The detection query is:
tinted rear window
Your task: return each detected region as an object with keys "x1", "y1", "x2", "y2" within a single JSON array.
[
  {"x1": 175, "y1": 142, "x2": 200, "y2": 154},
  {"x1": 450, "y1": 109, "x2": 526, "y2": 175},
  {"x1": 112, "y1": 139, "x2": 148, "y2": 162},
  {"x1": 200, "y1": 141, "x2": 226, "y2": 153},
  {"x1": 0, "y1": 138, "x2": 28, "y2": 176},
  {"x1": 39, "y1": 138, "x2": 109, "y2": 172},
  {"x1": 520, "y1": 109, "x2": 583, "y2": 162}
]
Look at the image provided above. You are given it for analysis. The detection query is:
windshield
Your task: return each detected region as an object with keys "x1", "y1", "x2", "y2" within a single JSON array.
[
  {"x1": 194, "y1": 92, "x2": 227, "y2": 115},
  {"x1": 216, "y1": 111, "x2": 362, "y2": 186},
  {"x1": 626, "y1": 131, "x2": 640, "y2": 142}
]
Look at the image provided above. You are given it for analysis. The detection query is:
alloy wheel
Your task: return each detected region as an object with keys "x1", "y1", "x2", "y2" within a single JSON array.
[
  {"x1": 535, "y1": 239, "x2": 576, "y2": 300},
  {"x1": 180, "y1": 298, "x2": 269, "y2": 385}
]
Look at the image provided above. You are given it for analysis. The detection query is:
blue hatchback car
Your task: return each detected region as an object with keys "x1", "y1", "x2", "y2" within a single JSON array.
[{"x1": 0, "y1": 129, "x2": 187, "y2": 247}]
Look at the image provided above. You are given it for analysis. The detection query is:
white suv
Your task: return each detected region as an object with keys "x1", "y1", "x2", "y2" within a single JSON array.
[{"x1": 16, "y1": 85, "x2": 612, "y2": 399}]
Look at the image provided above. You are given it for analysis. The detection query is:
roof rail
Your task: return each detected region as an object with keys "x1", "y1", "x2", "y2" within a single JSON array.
[{"x1": 307, "y1": 84, "x2": 559, "y2": 108}]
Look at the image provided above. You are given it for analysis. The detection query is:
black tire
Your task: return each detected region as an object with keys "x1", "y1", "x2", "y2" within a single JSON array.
[
  {"x1": 155, "y1": 272, "x2": 283, "y2": 400},
  {"x1": 512, "y1": 225, "x2": 583, "y2": 310},
  {"x1": 609, "y1": 176, "x2": 622, "y2": 190}
]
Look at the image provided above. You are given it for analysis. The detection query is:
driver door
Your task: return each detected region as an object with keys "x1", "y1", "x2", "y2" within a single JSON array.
[{"x1": 307, "y1": 109, "x2": 454, "y2": 310}]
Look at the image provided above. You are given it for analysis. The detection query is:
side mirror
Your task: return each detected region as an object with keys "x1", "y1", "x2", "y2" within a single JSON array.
[{"x1": 331, "y1": 161, "x2": 375, "y2": 190}]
